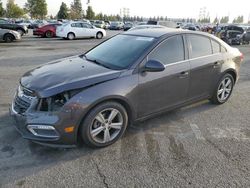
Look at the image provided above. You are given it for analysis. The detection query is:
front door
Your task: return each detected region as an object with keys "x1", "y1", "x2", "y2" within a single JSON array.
[{"x1": 138, "y1": 35, "x2": 190, "y2": 118}]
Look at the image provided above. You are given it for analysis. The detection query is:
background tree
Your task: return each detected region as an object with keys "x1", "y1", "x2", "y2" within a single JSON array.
[
  {"x1": 213, "y1": 17, "x2": 219, "y2": 24},
  {"x1": 25, "y1": 0, "x2": 47, "y2": 19},
  {"x1": 233, "y1": 16, "x2": 244, "y2": 23},
  {"x1": 57, "y1": 2, "x2": 69, "y2": 19},
  {"x1": 0, "y1": 0, "x2": 5, "y2": 17},
  {"x1": 86, "y1": 6, "x2": 95, "y2": 20},
  {"x1": 70, "y1": 0, "x2": 82, "y2": 20},
  {"x1": 220, "y1": 16, "x2": 229, "y2": 24},
  {"x1": 6, "y1": 0, "x2": 25, "y2": 18},
  {"x1": 198, "y1": 17, "x2": 210, "y2": 23}
]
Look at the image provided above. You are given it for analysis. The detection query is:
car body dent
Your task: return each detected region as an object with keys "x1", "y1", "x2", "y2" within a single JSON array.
[
  {"x1": 11, "y1": 29, "x2": 242, "y2": 147},
  {"x1": 20, "y1": 56, "x2": 122, "y2": 98}
]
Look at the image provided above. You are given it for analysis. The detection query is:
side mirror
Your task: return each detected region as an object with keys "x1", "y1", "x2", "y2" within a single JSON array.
[{"x1": 143, "y1": 60, "x2": 165, "y2": 72}]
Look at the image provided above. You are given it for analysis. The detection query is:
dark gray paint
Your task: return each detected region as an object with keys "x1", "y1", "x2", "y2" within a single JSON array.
[{"x1": 11, "y1": 29, "x2": 242, "y2": 147}]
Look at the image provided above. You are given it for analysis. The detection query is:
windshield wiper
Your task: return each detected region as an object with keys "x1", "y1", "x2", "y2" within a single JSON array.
[{"x1": 83, "y1": 55, "x2": 112, "y2": 69}]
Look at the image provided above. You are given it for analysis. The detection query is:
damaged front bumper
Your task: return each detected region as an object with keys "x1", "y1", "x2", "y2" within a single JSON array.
[{"x1": 9, "y1": 97, "x2": 79, "y2": 148}]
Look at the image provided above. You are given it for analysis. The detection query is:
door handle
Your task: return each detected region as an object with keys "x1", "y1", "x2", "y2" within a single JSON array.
[{"x1": 179, "y1": 71, "x2": 189, "y2": 78}]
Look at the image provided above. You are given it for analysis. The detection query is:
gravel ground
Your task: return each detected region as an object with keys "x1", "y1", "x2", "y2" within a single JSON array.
[{"x1": 0, "y1": 31, "x2": 250, "y2": 188}]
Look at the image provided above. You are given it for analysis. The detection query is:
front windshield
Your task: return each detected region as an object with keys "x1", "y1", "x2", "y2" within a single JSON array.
[{"x1": 85, "y1": 35, "x2": 155, "y2": 70}]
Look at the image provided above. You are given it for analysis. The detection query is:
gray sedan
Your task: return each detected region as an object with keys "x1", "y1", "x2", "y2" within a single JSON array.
[
  {"x1": 0, "y1": 28, "x2": 21, "y2": 42},
  {"x1": 10, "y1": 28, "x2": 243, "y2": 148}
]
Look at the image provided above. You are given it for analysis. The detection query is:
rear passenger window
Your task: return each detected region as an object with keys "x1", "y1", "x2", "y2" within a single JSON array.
[
  {"x1": 189, "y1": 35, "x2": 212, "y2": 58},
  {"x1": 149, "y1": 35, "x2": 185, "y2": 65},
  {"x1": 211, "y1": 40, "x2": 220, "y2": 54},
  {"x1": 71, "y1": 23, "x2": 82, "y2": 28}
]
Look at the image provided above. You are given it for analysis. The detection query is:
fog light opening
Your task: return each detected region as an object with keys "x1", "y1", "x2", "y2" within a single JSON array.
[{"x1": 27, "y1": 125, "x2": 59, "y2": 138}]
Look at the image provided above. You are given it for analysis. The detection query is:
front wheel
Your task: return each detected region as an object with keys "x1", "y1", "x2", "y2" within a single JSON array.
[
  {"x1": 96, "y1": 32, "x2": 103, "y2": 39},
  {"x1": 210, "y1": 73, "x2": 234, "y2": 104},
  {"x1": 4, "y1": 34, "x2": 14, "y2": 43},
  {"x1": 80, "y1": 102, "x2": 128, "y2": 148}
]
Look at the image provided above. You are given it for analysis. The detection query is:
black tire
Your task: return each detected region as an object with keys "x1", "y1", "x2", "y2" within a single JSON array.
[
  {"x1": 210, "y1": 73, "x2": 235, "y2": 105},
  {"x1": 80, "y1": 101, "x2": 128, "y2": 148},
  {"x1": 96, "y1": 32, "x2": 103, "y2": 39},
  {"x1": 4, "y1": 34, "x2": 14, "y2": 43},
  {"x1": 45, "y1": 30, "x2": 53, "y2": 38},
  {"x1": 67, "y1": 32, "x2": 75, "y2": 40}
]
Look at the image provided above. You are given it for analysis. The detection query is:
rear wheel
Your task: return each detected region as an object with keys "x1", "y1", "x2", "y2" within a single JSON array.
[
  {"x1": 96, "y1": 32, "x2": 103, "y2": 39},
  {"x1": 67, "y1": 32, "x2": 75, "y2": 40},
  {"x1": 4, "y1": 34, "x2": 14, "y2": 43},
  {"x1": 210, "y1": 73, "x2": 234, "y2": 104},
  {"x1": 45, "y1": 30, "x2": 53, "y2": 38},
  {"x1": 80, "y1": 102, "x2": 128, "y2": 148}
]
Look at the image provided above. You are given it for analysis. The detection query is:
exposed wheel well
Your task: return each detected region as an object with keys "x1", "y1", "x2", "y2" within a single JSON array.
[{"x1": 76, "y1": 98, "x2": 133, "y2": 143}]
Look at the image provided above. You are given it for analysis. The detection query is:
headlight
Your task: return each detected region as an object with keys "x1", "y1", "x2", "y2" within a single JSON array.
[{"x1": 37, "y1": 89, "x2": 82, "y2": 112}]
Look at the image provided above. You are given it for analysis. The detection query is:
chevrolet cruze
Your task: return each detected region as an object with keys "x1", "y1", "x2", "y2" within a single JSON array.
[{"x1": 10, "y1": 28, "x2": 243, "y2": 148}]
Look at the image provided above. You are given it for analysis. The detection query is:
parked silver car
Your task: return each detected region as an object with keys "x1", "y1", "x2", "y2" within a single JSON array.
[{"x1": 0, "y1": 28, "x2": 21, "y2": 42}]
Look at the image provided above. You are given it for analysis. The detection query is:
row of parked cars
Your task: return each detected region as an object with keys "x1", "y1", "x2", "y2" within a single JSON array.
[
  {"x1": 33, "y1": 20, "x2": 180, "y2": 40},
  {"x1": 2, "y1": 17, "x2": 250, "y2": 46},
  {"x1": 181, "y1": 22, "x2": 250, "y2": 45}
]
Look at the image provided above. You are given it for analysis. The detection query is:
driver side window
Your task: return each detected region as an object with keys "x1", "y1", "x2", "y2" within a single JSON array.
[{"x1": 149, "y1": 35, "x2": 185, "y2": 65}]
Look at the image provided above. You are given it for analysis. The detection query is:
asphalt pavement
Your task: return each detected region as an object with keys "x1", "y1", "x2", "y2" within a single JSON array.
[{"x1": 0, "y1": 31, "x2": 250, "y2": 188}]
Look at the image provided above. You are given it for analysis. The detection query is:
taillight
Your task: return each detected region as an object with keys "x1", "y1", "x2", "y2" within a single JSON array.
[{"x1": 240, "y1": 53, "x2": 244, "y2": 62}]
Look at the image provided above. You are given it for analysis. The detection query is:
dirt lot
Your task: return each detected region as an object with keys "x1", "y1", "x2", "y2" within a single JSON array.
[{"x1": 0, "y1": 31, "x2": 250, "y2": 188}]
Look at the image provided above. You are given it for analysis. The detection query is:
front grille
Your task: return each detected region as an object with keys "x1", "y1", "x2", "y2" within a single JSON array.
[
  {"x1": 14, "y1": 96, "x2": 31, "y2": 114},
  {"x1": 13, "y1": 86, "x2": 35, "y2": 114}
]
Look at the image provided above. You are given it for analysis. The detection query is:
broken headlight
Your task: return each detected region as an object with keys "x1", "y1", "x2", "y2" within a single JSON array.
[{"x1": 37, "y1": 89, "x2": 81, "y2": 112}]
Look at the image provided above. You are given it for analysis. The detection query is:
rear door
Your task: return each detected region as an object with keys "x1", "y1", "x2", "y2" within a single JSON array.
[
  {"x1": 138, "y1": 35, "x2": 190, "y2": 117},
  {"x1": 71, "y1": 23, "x2": 83, "y2": 38},
  {"x1": 186, "y1": 34, "x2": 223, "y2": 100}
]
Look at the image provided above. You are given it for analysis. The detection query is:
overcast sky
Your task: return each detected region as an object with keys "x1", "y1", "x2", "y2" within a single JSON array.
[{"x1": 2, "y1": 0, "x2": 250, "y2": 22}]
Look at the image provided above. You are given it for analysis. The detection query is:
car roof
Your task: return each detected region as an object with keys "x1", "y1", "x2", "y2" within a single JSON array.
[
  {"x1": 123, "y1": 28, "x2": 222, "y2": 41},
  {"x1": 124, "y1": 28, "x2": 185, "y2": 38}
]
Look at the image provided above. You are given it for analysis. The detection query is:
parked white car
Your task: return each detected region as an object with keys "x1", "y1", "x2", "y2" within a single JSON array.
[{"x1": 56, "y1": 22, "x2": 106, "y2": 40}]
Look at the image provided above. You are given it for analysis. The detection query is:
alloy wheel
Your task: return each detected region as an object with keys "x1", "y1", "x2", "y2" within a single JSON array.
[
  {"x1": 90, "y1": 108, "x2": 123, "y2": 144},
  {"x1": 217, "y1": 77, "x2": 233, "y2": 102}
]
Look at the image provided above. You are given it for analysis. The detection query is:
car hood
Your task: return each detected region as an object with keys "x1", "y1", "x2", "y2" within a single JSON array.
[{"x1": 21, "y1": 56, "x2": 122, "y2": 98}]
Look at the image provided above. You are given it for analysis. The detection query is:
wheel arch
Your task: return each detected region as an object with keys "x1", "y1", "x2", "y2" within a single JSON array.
[
  {"x1": 223, "y1": 69, "x2": 237, "y2": 83},
  {"x1": 3, "y1": 33, "x2": 15, "y2": 41},
  {"x1": 76, "y1": 96, "x2": 135, "y2": 143},
  {"x1": 67, "y1": 32, "x2": 75, "y2": 37},
  {"x1": 96, "y1": 31, "x2": 103, "y2": 38}
]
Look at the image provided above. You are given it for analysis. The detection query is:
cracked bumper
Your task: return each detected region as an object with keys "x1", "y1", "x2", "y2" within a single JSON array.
[{"x1": 9, "y1": 102, "x2": 78, "y2": 148}]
